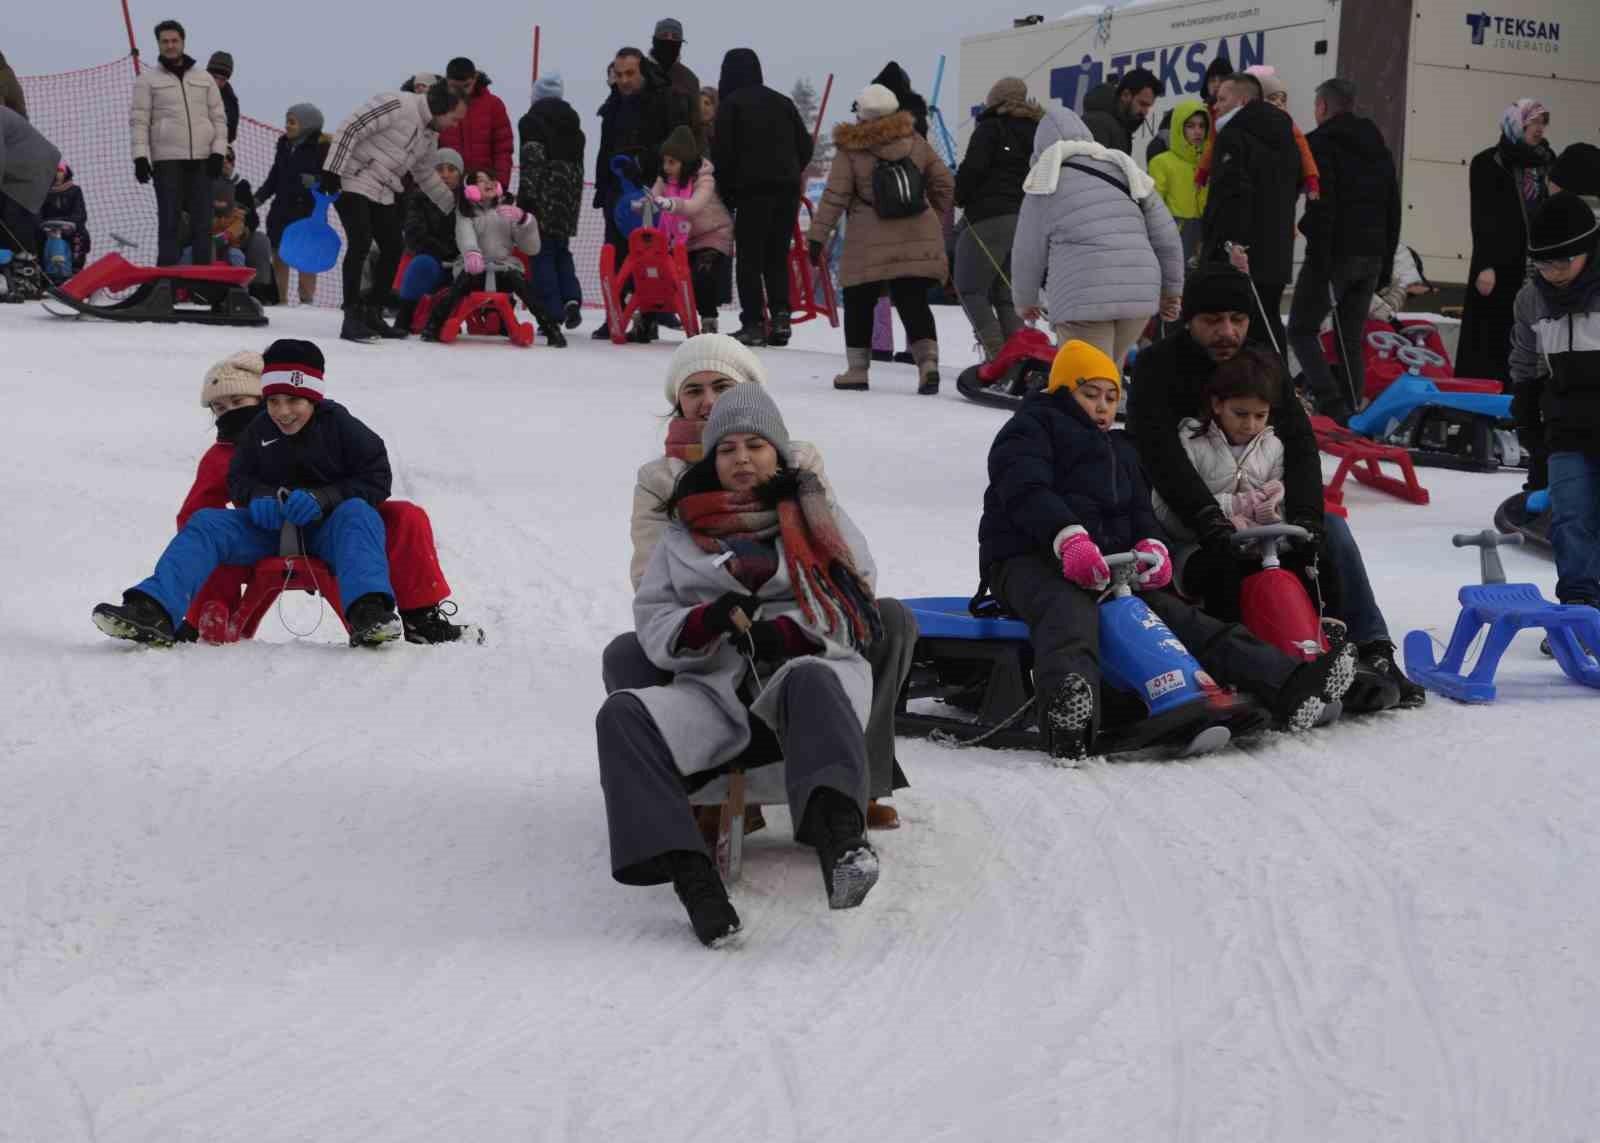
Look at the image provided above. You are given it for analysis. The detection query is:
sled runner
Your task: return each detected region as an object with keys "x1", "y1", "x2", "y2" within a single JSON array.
[
  {"x1": 430, "y1": 291, "x2": 534, "y2": 346},
  {"x1": 44, "y1": 253, "x2": 265, "y2": 326},
  {"x1": 203, "y1": 513, "x2": 350, "y2": 644},
  {"x1": 955, "y1": 328, "x2": 1056, "y2": 410},
  {"x1": 1311, "y1": 414, "x2": 1431, "y2": 508},
  {"x1": 896, "y1": 552, "x2": 1267, "y2": 759},
  {"x1": 1403, "y1": 530, "x2": 1600, "y2": 703},
  {"x1": 788, "y1": 196, "x2": 838, "y2": 328},
  {"x1": 1493, "y1": 490, "x2": 1552, "y2": 553}
]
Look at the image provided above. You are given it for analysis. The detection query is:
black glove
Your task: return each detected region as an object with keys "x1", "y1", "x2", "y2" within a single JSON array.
[
  {"x1": 744, "y1": 619, "x2": 807, "y2": 663},
  {"x1": 1287, "y1": 510, "x2": 1325, "y2": 546},
  {"x1": 134, "y1": 157, "x2": 152, "y2": 184},
  {"x1": 318, "y1": 170, "x2": 341, "y2": 195},
  {"x1": 1194, "y1": 503, "x2": 1237, "y2": 551},
  {"x1": 807, "y1": 240, "x2": 824, "y2": 267},
  {"x1": 206, "y1": 154, "x2": 224, "y2": 179},
  {"x1": 702, "y1": 591, "x2": 762, "y2": 638}
]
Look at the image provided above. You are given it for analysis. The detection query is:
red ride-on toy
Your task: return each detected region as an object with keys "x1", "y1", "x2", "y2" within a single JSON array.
[
  {"x1": 598, "y1": 198, "x2": 698, "y2": 345},
  {"x1": 955, "y1": 328, "x2": 1057, "y2": 409},
  {"x1": 788, "y1": 196, "x2": 838, "y2": 328}
]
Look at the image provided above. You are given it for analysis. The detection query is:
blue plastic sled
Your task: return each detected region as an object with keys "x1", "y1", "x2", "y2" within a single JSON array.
[
  {"x1": 609, "y1": 157, "x2": 649, "y2": 241},
  {"x1": 279, "y1": 188, "x2": 342, "y2": 274},
  {"x1": 1348, "y1": 374, "x2": 1512, "y2": 439},
  {"x1": 1403, "y1": 529, "x2": 1600, "y2": 703}
]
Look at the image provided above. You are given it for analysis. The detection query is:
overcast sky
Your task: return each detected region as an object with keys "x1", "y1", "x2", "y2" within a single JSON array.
[{"x1": 4, "y1": 0, "x2": 1108, "y2": 144}]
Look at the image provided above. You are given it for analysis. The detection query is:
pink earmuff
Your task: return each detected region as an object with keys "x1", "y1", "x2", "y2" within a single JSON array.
[{"x1": 464, "y1": 185, "x2": 482, "y2": 202}]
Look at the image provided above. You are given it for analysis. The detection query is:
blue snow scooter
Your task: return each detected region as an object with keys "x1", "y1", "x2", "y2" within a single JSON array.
[
  {"x1": 1348, "y1": 373, "x2": 1524, "y2": 473},
  {"x1": 896, "y1": 551, "x2": 1267, "y2": 759}
]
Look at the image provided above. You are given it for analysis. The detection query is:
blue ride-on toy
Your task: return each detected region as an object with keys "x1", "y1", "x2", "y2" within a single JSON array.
[{"x1": 1348, "y1": 373, "x2": 1523, "y2": 473}]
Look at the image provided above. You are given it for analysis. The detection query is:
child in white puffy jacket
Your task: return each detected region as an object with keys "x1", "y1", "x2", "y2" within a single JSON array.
[{"x1": 421, "y1": 168, "x2": 567, "y2": 346}]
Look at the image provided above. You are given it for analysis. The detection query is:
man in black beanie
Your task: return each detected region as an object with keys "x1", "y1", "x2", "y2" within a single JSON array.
[
  {"x1": 1551, "y1": 143, "x2": 1600, "y2": 199},
  {"x1": 1129, "y1": 263, "x2": 1423, "y2": 712},
  {"x1": 1509, "y1": 192, "x2": 1600, "y2": 606}
]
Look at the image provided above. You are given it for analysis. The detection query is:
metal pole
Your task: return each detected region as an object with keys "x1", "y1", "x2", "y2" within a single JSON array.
[
  {"x1": 812, "y1": 73, "x2": 833, "y2": 147},
  {"x1": 120, "y1": 0, "x2": 141, "y2": 74},
  {"x1": 531, "y1": 25, "x2": 541, "y2": 87}
]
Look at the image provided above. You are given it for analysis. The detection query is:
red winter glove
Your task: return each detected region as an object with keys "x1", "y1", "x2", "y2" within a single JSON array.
[
  {"x1": 1132, "y1": 538, "x2": 1172, "y2": 590},
  {"x1": 1058, "y1": 530, "x2": 1111, "y2": 590}
]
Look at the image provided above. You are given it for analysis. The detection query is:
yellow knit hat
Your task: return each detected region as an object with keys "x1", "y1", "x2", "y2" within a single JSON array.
[{"x1": 1046, "y1": 340, "x2": 1121, "y2": 395}]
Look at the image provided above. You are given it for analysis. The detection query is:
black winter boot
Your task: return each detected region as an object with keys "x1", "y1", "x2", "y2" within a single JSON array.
[
  {"x1": 799, "y1": 787, "x2": 879, "y2": 910},
  {"x1": 767, "y1": 315, "x2": 792, "y2": 347},
  {"x1": 340, "y1": 308, "x2": 381, "y2": 344},
  {"x1": 563, "y1": 300, "x2": 583, "y2": 330},
  {"x1": 731, "y1": 323, "x2": 767, "y2": 347},
  {"x1": 1271, "y1": 643, "x2": 1357, "y2": 731},
  {"x1": 393, "y1": 298, "x2": 420, "y2": 337},
  {"x1": 1044, "y1": 674, "x2": 1095, "y2": 762},
  {"x1": 1357, "y1": 639, "x2": 1425, "y2": 709},
  {"x1": 669, "y1": 851, "x2": 741, "y2": 946},
  {"x1": 345, "y1": 593, "x2": 403, "y2": 647},
  {"x1": 92, "y1": 589, "x2": 177, "y2": 646},
  {"x1": 365, "y1": 304, "x2": 407, "y2": 339},
  {"x1": 536, "y1": 314, "x2": 568, "y2": 348},
  {"x1": 401, "y1": 601, "x2": 485, "y2": 645}
]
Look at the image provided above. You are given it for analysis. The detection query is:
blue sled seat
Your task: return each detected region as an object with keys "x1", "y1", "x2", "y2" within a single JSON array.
[{"x1": 897, "y1": 597, "x2": 1037, "y2": 745}]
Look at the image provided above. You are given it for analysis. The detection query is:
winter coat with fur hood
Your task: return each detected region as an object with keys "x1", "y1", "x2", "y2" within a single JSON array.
[
  {"x1": 1010, "y1": 106, "x2": 1184, "y2": 323},
  {"x1": 324, "y1": 92, "x2": 454, "y2": 211},
  {"x1": 437, "y1": 75, "x2": 514, "y2": 188},
  {"x1": 627, "y1": 502, "x2": 875, "y2": 776},
  {"x1": 1151, "y1": 418, "x2": 1285, "y2": 539},
  {"x1": 955, "y1": 100, "x2": 1041, "y2": 223},
  {"x1": 130, "y1": 55, "x2": 228, "y2": 163},
  {"x1": 807, "y1": 111, "x2": 954, "y2": 289}
]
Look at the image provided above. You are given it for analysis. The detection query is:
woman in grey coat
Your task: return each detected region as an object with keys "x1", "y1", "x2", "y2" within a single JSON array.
[
  {"x1": 595, "y1": 384, "x2": 883, "y2": 947},
  {"x1": 1011, "y1": 105, "x2": 1185, "y2": 367}
]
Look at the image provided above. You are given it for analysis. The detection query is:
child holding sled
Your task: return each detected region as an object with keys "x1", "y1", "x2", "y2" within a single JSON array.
[
  {"x1": 94, "y1": 340, "x2": 405, "y2": 649},
  {"x1": 978, "y1": 340, "x2": 1355, "y2": 760},
  {"x1": 647, "y1": 125, "x2": 733, "y2": 333},
  {"x1": 174, "y1": 349, "x2": 483, "y2": 645},
  {"x1": 420, "y1": 169, "x2": 567, "y2": 346},
  {"x1": 1151, "y1": 343, "x2": 1343, "y2": 627}
]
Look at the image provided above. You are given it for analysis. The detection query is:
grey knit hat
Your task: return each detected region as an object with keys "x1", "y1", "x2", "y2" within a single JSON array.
[
  {"x1": 703, "y1": 383, "x2": 792, "y2": 466},
  {"x1": 433, "y1": 147, "x2": 464, "y2": 172},
  {"x1": 287, "y1": 102, "x2": 324, "y2": 138}
]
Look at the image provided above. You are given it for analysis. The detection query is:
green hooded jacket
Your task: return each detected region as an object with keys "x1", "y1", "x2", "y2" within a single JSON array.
[{"x1": 1148, "y1": 97, "x2": 1209, "y2": 220}]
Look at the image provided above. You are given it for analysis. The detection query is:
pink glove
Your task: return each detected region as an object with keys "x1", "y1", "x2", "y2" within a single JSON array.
[
  {"x1": 1059, "y1": 531, "x2": 1111, "y2": 590},
  {"x1": 1132, "y1": 538, "x2": 1172, "y2": 590},
  {"x1": 496, "y1": 204, "x2": 524, "y2": 222},
  {"x1": 1229, "y1": 480, "x2": 1285, "y2": 530},
  {"x1": 463, "y1": 251, "x2": 485, "y2": 275}
]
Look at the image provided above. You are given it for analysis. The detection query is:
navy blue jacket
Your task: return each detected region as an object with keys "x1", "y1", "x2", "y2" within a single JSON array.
[
  {"x1": 979, "y1": 388, "x2": 1163, "y2": 572},
  {"x1": 227, "y1": 400, "x2": 391, "y2": 512},
  {"x1": 257, "y1": 133, "x2": 331, "y2": 246}
]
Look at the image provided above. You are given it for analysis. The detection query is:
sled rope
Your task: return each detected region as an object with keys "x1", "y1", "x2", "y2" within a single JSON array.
[{"x1": 929, "y1": 696, "x2": 1037, "y2": 749}]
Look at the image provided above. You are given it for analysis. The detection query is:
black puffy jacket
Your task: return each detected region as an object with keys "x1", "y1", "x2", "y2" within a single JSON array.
[
  {"x1": 257, "y1": 133, "x2": 330, "y2": 246},
  {"x1": 711, "y1": 49, "x2": 813, "y2": 205},
  {"x1": 1299, "y1": 112, "x2": 1400, "y2": 280},
  {"x1": 955, "y1": 107, "x2": 1039, "y2": 223},
  {"x1": 401, "y1": 188, "x2": 457, "y2": 262},
  {"x1": 979, "y1": 388, "x2": 1163, "y2": 573},
  {"x1": 1201, "y1": 100, "x2": 1302, "y2": 284},
  {"x1": 227, "y1": 400, "x2": 391, "y2": 511},
  {"x1": 518, "y1": 97, "x2": 585, "y2": 166}
]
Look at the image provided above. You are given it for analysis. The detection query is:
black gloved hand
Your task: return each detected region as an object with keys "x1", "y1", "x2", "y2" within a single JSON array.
[
  {"x1": 1287, "y1": 510, "x2": 1325, "y2": 546},
  {"x1": 134, "y1": 157, "x2": 152, "y2": 184},
  {"x1": 744, "y1": 619, "x2": 806, "y2": 663},
  {"x1": 807, "y1": 240, "x2": 824, "y2": 267},
  {"x1": 206, "y1": 154, "x2": 224, "y2": 179},
  {"x1": 318, "y1": 170, "x2": 341, "y2": 195},
  {"x1": 1194, "y1": 503, "x2": 1237, "y2": 551},
  {"x1": 702, "y1": 591, "x2": 761, "y2": 638}
]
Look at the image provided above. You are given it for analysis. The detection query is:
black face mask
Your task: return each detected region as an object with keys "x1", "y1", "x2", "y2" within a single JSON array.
[
  {"x1": 215, "y1": 403, "x2": 260, "y2": 442},
  {"x1": 652, "y1": 38, "x2": 681, "y2": 69}
]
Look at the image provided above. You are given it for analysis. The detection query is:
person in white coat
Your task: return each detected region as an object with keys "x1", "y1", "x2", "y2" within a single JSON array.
[
  {"x1": 595, "y1": 384, "x2": 884, "y2": 946},
  {"x1": 129, "y1": 20, "x2": 228, "y2": 266}
]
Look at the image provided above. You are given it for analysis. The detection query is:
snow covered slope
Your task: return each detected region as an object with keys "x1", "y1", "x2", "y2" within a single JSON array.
[{"x1": 3, "y1": 301, "x2": 1598, "y2": 1141}]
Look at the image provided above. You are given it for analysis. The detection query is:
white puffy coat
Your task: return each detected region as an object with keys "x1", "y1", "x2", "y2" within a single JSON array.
[
  {"x1": 1152, "y1": 418, "x2": 1285, "y2": 540},
  {"x1": 324, "y1": 92, "x2": 453, "y2": 210},
  {"x1": 130, "y1": 58, "x2": 227, "y2": 163}
]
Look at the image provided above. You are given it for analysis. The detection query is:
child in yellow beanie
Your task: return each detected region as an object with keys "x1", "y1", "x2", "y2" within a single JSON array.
[{"x1": 976, "y1": 341, "x2": 1356, "y2": 759}]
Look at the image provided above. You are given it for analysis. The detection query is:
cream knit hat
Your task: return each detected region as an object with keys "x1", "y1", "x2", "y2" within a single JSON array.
[
  {"x1": 199, "y1": 349, "x2": 264, "y2": 407},
  {"x1": 664, "y1": 333, "x2": 768, "y2": 407},
  {"x1": 855, "y1": 83, "x2": 899, "y2": 122}
]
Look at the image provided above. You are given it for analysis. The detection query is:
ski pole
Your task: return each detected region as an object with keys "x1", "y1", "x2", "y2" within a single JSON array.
[
  {"x1": 1226, "y1": 243, "x2": 1282, "y2": 359},
  {"x1": 1326, "y1": 281, "x2": 1361, "y2": 413}
]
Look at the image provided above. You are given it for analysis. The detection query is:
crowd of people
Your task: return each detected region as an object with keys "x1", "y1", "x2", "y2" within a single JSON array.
[{"x1": 8, "y1": 19, "x2": 1593, "y2": 948}]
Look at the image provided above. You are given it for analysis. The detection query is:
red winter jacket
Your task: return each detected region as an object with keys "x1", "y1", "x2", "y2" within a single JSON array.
[
  {"x1": 177, "y1": 441, "x2": 234, "y2": 530},
  {"x1": 438, "y1": 80, "x2": 514, "y2": 188}
]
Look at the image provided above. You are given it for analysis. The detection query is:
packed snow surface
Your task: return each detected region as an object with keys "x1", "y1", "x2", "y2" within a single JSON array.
[{"x1": 3, "y1": 301, "x2": 1598, "y2": 1141}]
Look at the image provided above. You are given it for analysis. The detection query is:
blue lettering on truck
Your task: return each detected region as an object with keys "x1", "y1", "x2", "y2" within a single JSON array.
[{"x1": 1049, "y1": 32, "x2": 1263, "y2": 112}]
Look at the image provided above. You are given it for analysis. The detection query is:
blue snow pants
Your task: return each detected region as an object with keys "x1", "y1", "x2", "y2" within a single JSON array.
[
  {"x1": 133, "y1": 500, "x2": 393, "y2": 626},
  {"x1": 398, "y1": 255, "x2": 448, "y2": 302},
  {"x1": 530, "y1": 237, "x2": 580, "y2": 318}
]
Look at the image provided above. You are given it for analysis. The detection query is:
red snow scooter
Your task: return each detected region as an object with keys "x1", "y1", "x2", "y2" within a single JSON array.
[
  {"x1": 598, "y1": 188, "x2": 698, "y2": 344},
  {"x1": 43, "y1": 253, "x2": 266, "y2": 326},
  {"x1": 955, "y1": 328, "x2": 1057, "y2": 410}
]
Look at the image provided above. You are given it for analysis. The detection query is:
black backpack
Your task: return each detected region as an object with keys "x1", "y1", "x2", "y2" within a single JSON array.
[{"x1": 870, "y1": 155, "x2": 927, "y2": 219}]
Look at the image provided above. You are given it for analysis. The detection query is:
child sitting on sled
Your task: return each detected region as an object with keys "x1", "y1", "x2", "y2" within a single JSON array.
[
  {"x1": 420, "y1": 168, "x2": 567, "y2": 346},
  {"x1": 1152, "y1": 343, "x2": 1343, "y2": 626},
  {"x1": 94, "y1": 339, "x2": 405, "y2": 648},
  {"x1": 174, "y1": 348, "x2": 483, "y2": 645},
  {"x1": 977, "y1": 340, "x2": 1356, "y2": 760}
]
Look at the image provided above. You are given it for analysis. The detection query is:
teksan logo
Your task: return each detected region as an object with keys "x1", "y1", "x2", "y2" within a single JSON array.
[{"x1": 1465, "y1": 12, "x2": 1561, "y2": 54}]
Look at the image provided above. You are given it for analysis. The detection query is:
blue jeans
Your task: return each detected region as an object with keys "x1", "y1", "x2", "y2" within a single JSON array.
[
  {"x1": 133, "y1": 500, "x2": 393, "y2": 626},
  {"x1": 1548, "y1": 451, "x2": 1600, "y2": 605},
  {"x1": 398, "y1": 254, "x2": 448, "y2": 301},
  {"x1": 1323, "y1": 511, "x2": 1388, "y2": 645},
  {"x1": 530, "y1": 237, "x2": 580, "y2": 316}
]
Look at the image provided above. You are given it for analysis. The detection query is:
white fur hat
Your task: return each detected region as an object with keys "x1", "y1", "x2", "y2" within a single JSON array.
[
  {"x1": 199, "y1": 349, "x2": 264, "y2": 407},
  {"x1": 856, "y1": 83, "x2": 899, "y2": 122},
  {"x1": 664, "y1": 333, "x2": 767, "y2": 407}
]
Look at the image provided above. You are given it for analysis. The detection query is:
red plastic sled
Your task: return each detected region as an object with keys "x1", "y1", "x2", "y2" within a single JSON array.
[
  {"x1": 46, "y1": 253, "x2": 265, "y2": 326},
  {"x1": 1312, "y1": 414, "x2": 1431, "y2": 508},
  {"x1": 220, "y1": 554, "x2": 349, "y2": 643},
  {"x1": 598, "y1": 225, "x2": 699, "y2": 345},
  {"x1": 1322, "y1": 319, "x2": 1504, "y2": 401},
  {"x1": 788, "y1": 196, "x2": 838, "y2": 328},
  {"x1": 435, "y1": 291, "x2": 534, "y2": 347}
]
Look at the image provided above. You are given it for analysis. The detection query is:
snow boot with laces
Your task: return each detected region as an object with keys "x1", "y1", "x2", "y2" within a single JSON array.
[
  {"x1": 800, "y1": 787, "x2": 880, "y2": 910},
  {"x1": 401, "y1": 601, "x2": 486, "y2": 645},
  {"x1": 1271, "y1": 642, "x2": 1358, "y2": 731},
  {"x1": 345, "y1": 593, "x2": 404, "y2": 648},
  {"x1": 833, "y1": 347, "x2": 871, "y2": 391},
  {"x1": 1357, "y1": 639, "x2": 1425, "y2": 708},
  {"x1": 909, "y1": 337, "x2": 941, "y2": 395},
  {"x1": 1044, "y1": 674, "x2": 1095, "y2": 763},
  {"x1": 92, "y1": 589, "x2": 177, "y2": 646},
  {"x1": 669, "y1": 851, "x2": 741, "y2": 947}
]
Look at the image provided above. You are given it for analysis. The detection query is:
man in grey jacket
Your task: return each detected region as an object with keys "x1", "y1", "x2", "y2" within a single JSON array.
[{"x1": 130, "y1": 20, "x2": 228, "y2": 266}]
